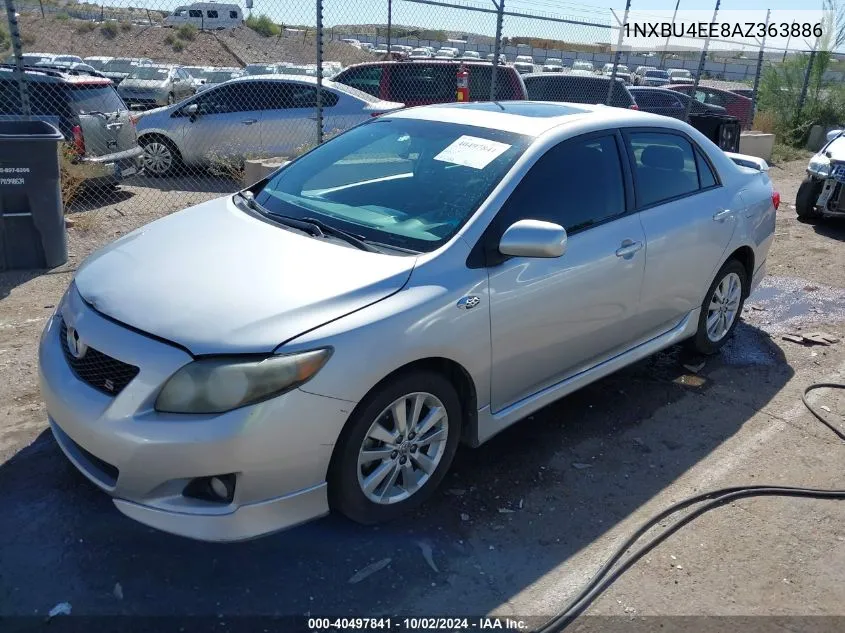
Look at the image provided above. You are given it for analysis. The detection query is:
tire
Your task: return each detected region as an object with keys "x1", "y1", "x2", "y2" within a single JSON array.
[
  {"x1": 328, "y1": 370, "x2": 462, "y2": 525},
  {"x1": 796, "y1": 177, "x2": 823, "y2": 223},
  {"x1": 139, "y1": 136, "x2": 181, "y2": 177},
  {"x1": 687, "y1": 259, "x2": 748, "y2": 355}
]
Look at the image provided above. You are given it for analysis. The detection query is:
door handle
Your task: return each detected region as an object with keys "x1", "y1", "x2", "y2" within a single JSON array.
[
  {"x1": 615, "y1": 239, "x2": 644, "y2": 258},
  {"x1": 241, "y1": 119, "x2": 258, "y2": 125},
  {"x1": 712, "y1": 208, "x2": 733, "y2": 222}
]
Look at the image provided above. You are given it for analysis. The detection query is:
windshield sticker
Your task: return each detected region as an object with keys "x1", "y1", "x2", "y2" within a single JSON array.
[{"x1": 433, "y1": 136, "x2": 512, "y2": 170}]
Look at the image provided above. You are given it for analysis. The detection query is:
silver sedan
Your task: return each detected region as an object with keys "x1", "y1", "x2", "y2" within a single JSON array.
[
  {"x1": 134, "y1": 75, "x2": 403, "y2": 176},
  {"x1": 39, "y1": 102, "x2": 777, "y2": 541}
]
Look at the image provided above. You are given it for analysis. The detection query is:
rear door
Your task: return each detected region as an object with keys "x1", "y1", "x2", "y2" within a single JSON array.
[
  {"x1": 624, "y1": 129, "x2": 736, "y2": 336},
  {"x1": 63, "y1": 83, "x2": 136, "y2": 158},
  {"x1": 260, "y1": 81, "x2": 322, "y2": 155}
]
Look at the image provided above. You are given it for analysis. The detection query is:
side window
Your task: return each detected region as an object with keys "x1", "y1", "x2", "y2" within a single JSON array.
[
  {"x1": 207, "y1": 10, "x2": 219, "y2": 19},
  {"x1": 524, "y1": 77, "x2": 545, "y2": 100},
  {"x1": 693, "y1": 90, "x2": 706, "y2": 103},
  {"x1": 337, "y1": 66, "x2": 382, "y2": 97},
  {"x1": 194, "y1": 83, "x2": 258, "y2": 114},
  {"x1": 628, "y1": 131, "x2": 700, "y2": 207},
  {"x1": 695, "y1": 149, "x2": 718, "y2": 188},
  {"x1": 230, "y1": 10, "x2": 238, "y2": 18},
  {"x1": 498, "y1": 135, "x2": 626, "y2": 233},
  {"x1": 0, "y1": 80, "x2": 22, "y2": 115},
  {"x1": 188, "y1": 9, "x2": 202, "y2": 17},
  {"x1": 255, "y1": 82, "x2": 338, "y2": 110},
  {"x1": 390, "y1": 64, "x2": 453, "y2": 102}
]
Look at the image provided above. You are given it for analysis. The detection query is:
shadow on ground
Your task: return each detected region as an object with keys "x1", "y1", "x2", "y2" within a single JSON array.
[{"x1": 0, "y1": 323, "x2": 792, "y2": 619}]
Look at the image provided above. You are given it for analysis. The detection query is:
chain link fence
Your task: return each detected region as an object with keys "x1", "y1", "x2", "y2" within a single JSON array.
[{"x1": 0, "y1": 0, "x2": 840, "y2": 222}]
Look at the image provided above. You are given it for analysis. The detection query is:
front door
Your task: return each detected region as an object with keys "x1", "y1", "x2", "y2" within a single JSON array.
[{"x1": 487, "y1": 132, "x2": 647, "y2": 412}]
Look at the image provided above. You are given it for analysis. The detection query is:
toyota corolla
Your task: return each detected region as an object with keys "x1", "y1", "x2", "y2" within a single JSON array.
[{"x1": 39, "y1": 101, "x2": 778, "y2": 541}]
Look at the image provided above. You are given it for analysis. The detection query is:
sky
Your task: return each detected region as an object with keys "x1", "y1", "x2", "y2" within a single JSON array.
[{"x1": 100, "y1": 0, "x2": 833, "y2": 51}]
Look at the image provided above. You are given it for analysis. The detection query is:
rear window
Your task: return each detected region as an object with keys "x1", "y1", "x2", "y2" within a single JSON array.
[
  {"x1": 645, "y1": 70, "x2": 669, "y2": 78},
  {"x1": 68, "y1": 85, "x2": 126, "y2": 114},
  {"x1": 104, "y1": 60, "x2": 137, "y2": 74},
  {"x1": 525, "y1": 76, "x2": 633, "y2": 108},
  {"x1": 335, "y1": 65, "x2": 383, "y2": 97},
  {"x1": 128, "y1": 67, "x2": 169, "y2": 80}
]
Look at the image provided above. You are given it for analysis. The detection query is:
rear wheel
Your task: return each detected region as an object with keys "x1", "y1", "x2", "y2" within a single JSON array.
[
  {"x1": 688, "y1": 259, "x2": 748, "y2": 355},
  {"x1": 328, "y1": 370, "x2": 462, "y2": 524},
  {"x1": 796, "y1": 177, "x2": 823, "y2": 223},
  {"x1": 139, "y1": 136, "x2": 181, "y2": 177}
]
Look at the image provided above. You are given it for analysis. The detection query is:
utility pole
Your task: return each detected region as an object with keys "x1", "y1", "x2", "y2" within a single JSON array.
[
  {"x1": 749, "y1": 9, "x2": 771, "y2": 127},
  {"x1": 682, "y1": 0, "x2": 720, "y2": 123},
  {"x1": 490, "y1": 0, "x2": 505, "y2": 100},
  {"x1": 386, "y1": 0, "x2": 392, "y2": 57},
  {"x1": 606, "y1": 0, "x2": 632, "y2": 107},
  {"x1": 660, "y1": 0, "x2": 681, "y2": 68}
]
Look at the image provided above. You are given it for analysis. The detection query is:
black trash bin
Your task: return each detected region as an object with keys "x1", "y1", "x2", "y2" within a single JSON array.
[
  {"x1": 0, "y1": 120, "x2": 67, "y2": 271},
  {"x1": 689, "y1": 112, "x2": 741, "y2": 153}
]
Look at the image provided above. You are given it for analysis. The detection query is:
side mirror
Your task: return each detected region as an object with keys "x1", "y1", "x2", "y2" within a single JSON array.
[
  {"x1": 499, "y1": 219, "x2": 567, "y2": 258},
  {"x1": 826, "y1": 129, "x2": 843, "y2": 144},
  {"x1": 184, "y1": 103, "x2": 199, "y2": 118}
]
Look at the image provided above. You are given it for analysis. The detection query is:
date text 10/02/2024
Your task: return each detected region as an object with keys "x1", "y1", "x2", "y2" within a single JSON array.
[{"x1": 308, "y1": 617, "x2": 529, "y2": 630}]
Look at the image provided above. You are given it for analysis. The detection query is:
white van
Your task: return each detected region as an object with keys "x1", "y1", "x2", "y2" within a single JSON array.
[{"x1": 164, "y1": 3, "x2": 243, "y2": 30}]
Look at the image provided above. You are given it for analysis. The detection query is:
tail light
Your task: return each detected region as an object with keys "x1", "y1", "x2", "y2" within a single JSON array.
[
  {"x1": 71, "y1": 125, "x2": 85, "y2": 156},
  {"x1": 772, "y1": 190, "x2": 781, "y2": 210},
  {"x1": 629, "y1": 103, "x2": 639, "y2": 110}
]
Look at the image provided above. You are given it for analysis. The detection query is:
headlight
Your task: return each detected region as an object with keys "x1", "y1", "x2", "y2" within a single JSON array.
[
  {"x1": 155, "y1": 349, "x2": 332, "y2": 414},
  {"x1": 808, "y1": 154, "x2": 831, "y2": 177}
]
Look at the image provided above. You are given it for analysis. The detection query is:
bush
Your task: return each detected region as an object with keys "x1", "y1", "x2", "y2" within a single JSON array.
[
  {"x1": 172, "y1": 40, "x2": 185, "y2": 52},
  {"x1": 120, "y1": 22, "x2": 132, "y2": 32},
  {"x1": 245, "y1": 14, "x2": 280, "y2": 37},
  {"x1": 0, "y1": 29, "x2": 9, "y2": 52},
  {"x1": 176, "y1": 24, "x2": 197, "y2": 41},
  {"x1": 100, "y1": 21, "x2": 119, "y2": 39},
  {"x1": 163, "y1": 33, "x2": 175, "y2": 45},
  {"x1": 76, "y1": 21, "x2": 97, "y2": 34},
  {"x1": 55, "y1": 13, "x2": 69, "y2": 21}
]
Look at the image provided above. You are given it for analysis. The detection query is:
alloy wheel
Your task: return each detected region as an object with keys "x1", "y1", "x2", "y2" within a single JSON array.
[
  {"x1": 142, "y1": 141, "x2": 173, "y2": 175},
  {"x1": 356, "y1": 392, "x2": 449, "y2": 505},
  {"x1": 706, "y1": 271, "x2": 742, "y2": 342}
]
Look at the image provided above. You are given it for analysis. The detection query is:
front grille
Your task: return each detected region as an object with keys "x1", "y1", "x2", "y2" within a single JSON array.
[
  {"x1": 832, "y1": 164, "x2": 845, "y2": 183},
  {"x1": 59, "y1": 319, "x2": 140, "y2": 396}
]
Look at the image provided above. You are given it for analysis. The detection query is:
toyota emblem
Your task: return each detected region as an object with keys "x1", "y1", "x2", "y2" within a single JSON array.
[{"x1": 66, "y1": 325, "x2": 88, "y2": 360}]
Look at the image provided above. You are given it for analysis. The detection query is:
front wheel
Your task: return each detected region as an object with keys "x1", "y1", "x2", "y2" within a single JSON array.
[
  {"x1": 328, "y1": 370, "x2": 462, "y2": 525},
  {"x1": 796, "y1": 177, "x2": 823, "y2": 223},
  {"x1": 139, "y1": 136, "x2": 181, "y2": 177},
  {"x1": 688, "y1": 259, "x2": 748, "y2": 355}
]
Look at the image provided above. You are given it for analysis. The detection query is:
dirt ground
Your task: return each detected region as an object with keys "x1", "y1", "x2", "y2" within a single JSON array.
[{"x1": 0, "y1": 159, "x2": 843, "y2": 628}]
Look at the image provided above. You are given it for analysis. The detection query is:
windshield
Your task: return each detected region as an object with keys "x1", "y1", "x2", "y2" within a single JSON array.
[
  {"x1": 246, "y1": 65, "x2": 275, "y2": 75},
  {"x1": 128, "y1": 67, "x2": 170, "y2": 80},
  {"x1": 646, "y1": 70, "x2": 669, "y2": 78},
  {"x1": 84, "y1": 59, "x2": 109, "y2": 70},
  {"x1": 546, "y1": 59, "x2": 562, "y2": 65},
  {"x1": 670, "y1": 70, "x2": 691, "y2": 77},
  {"x1": 68, "y1": 85, "x2": 126, "y2": 114},
  {"x1": 516, "y1": 56, "x2": 533, "y2": 63},
  {"x1": 573, "y1": 61, "x2": 593, "y2": 70},
  {"x1": 104, "y1": 59, "x2": 139, "y2": 74},
  {"x1": 253, "y1": 119, "x2": 530, "y2": 253}
]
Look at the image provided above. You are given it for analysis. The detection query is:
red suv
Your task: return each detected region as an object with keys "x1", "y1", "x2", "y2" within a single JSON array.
[{"x1": 333, "y1": 61, "x2": 527, "y2": 107}]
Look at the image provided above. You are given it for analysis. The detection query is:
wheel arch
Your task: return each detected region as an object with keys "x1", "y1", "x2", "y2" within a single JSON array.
[{"x1": 726, "y1": 245, "x2": 754, "y2": 296}]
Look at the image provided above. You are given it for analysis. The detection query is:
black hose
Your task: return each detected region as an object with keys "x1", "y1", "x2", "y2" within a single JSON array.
[{"x1": 535, "y1": 382, "x2": 845, "y2": 632}]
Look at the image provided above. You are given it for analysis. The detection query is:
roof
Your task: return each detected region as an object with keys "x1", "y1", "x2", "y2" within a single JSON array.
[
  {"x1": 0, "y1": 64, "x2": 112, "y2": 84},
  {"x1": 384, "y1": 100, "x2": 686, "y2": 138},
  {"x1": 523, "y1": 72, "x2": 626, "y2": 83}
]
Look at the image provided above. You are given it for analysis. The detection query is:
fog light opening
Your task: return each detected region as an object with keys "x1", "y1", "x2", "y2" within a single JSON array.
[{"x1": 183, "y1": 474, "x2": 236, "y2": 504}]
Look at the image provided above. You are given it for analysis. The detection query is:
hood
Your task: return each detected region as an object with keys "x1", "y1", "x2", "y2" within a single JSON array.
[{"x1": 74, "y1": 198, "x2": 417, "y2": 355}]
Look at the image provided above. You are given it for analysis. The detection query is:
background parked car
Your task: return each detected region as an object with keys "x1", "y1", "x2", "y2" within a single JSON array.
[
  {"x1": 134, "y1": 76, "x2": 403, "y2": 176},
  {"x1": 667, "y1": 83, "x2": 753, "y2": 127},
  {"x1": 461, "y1": 51, "x2": 481, "y2": 60},
  {"x1": 244, "y1": 63, "x2": 278, "y2": 76},
  {"x1": 542, "y1": 58, "x2": 564, "y2": 72},
  {"x1": 83, "y1": 56, "x2": 114, "y2": 71},
  {"x1": 195, "y1": 67, "x2": 244, "y2": 92},
  {"x1": 5, "y1": 52, "x2": 54, "y2": 65},
  {"x1": 486, "y1": 53, "x2": 507, "y2": 64},
  {"x1": 602, "y1": 63, "x2": 632, "y2": 84},
  {"x1": 409, "y1": 48, "x2": 433, "y2": 59},
  {"x1": 523, "y1": 73, "x2": 637, "y2": 109},
  {"x1": 632, "y1": 65, "x2": 657, "y2": 85},
  {"x1": 183, "y1": 66, "x2": 211, "y2": 90},
  {"x1": 0, "y1": 65, "x2": 142, "y2": 185},
  {"x1": 635, "y1": 69, "x2": 671, "y2": 86},
  {"x1": 118, "y1": 65, "x2": 195, "y2": 109},
  {"x1": 34, "y1": 61, "x2": 105, "y2": 78},
  {"x1": 52, "y1": 55, "x2": 83, "y2": 64},
  {"x1": 569, "y1": 60, "x2": 594, "y2": 75},
  {"x1": 333, "y1": 61, "x2": 527, "y2": 106},
  {"x1": 629, "y1": 87, "x2": 725, "y2": 119},
  {"x1": 102, "y1": 57, "x2": 153, "y2": 85},
  {"x1": 513, "y1": 55, "x2": 535, "y2": 74},
  {"x1": 667, "y1": 69, "x2": 695, "y2": 85}
]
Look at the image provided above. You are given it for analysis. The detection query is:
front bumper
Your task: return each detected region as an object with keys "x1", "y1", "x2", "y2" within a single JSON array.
[
  {"x1": 81, "y1": 146, "x2": 144, "y2": 184},
  {"x1": 38, "y1": 287, "x2": 355, "y2": 541},
  {"x1": 808, "y1": 170, "x2": 845, "y2": 216}
]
